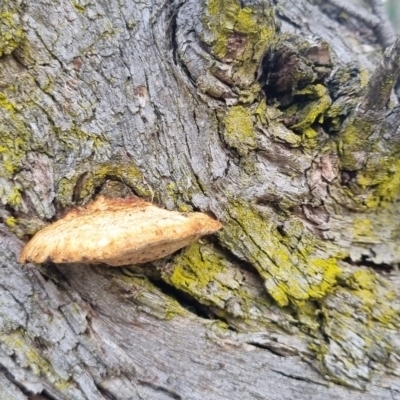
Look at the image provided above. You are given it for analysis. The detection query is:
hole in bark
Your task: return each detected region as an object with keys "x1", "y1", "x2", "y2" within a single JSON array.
[
  {"x1": 340, "y1": 169, "x2": 357, "y2": 186},
  {"x1": 276, "y1": 224, "x2": 286, "y2": 236}
]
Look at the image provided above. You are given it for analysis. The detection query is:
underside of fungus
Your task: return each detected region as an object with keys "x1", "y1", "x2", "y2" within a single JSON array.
[{"x1": 19, "y1": 196, "x2": 222, "y2": 266}]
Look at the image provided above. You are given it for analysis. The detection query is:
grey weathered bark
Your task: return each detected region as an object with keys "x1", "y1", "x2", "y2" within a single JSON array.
[{"x1": 1, "y1": 0, "x2": 400, "y2": 399}]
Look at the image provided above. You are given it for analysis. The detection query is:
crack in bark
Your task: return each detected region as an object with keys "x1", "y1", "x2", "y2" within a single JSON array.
[
  {"x1": 270, "y1": 368, "x2": 329, "y2": 387},
  {"x1": 0, "y1": 363, "x2": 58, "y2": 400},
  {"x1": 343, "y1": 256, "x2": 395, "y2": 273},
  {"x1": 137, "y1": 379, "x2": 183, "y2": 400},
  {"x1": 0, "y1": 283, "x2": 29, "y2": 329},
  {"x1": 225, "y1": 208, "x2": 280, "y2": 284}
]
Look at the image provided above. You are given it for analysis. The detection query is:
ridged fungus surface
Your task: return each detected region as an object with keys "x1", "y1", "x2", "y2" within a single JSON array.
[{"x1": 19, "y1": 196, "x2": 222, "y2": 266}]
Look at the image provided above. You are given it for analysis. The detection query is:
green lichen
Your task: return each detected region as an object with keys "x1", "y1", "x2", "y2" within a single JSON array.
[
  {"x1": 0, "y1": 92, "x2": 30, "y2": 179},
  {"x1": 0, "y1": 10, "x2": 24, "y2": 56},
  {"x1": 295, "y1": 301, "x2": 321, "y2": 332},
  {"x1": 203, "y1": 0, "x2": 276, "y2": 86},
  {"x1": 163, "y1": 241, "x2": 289, "y2": 332},
  {"x1": 0, "y1": 91, "x2": 36, "y2": 211},
  {"x1": 71, "y1": 1, "x2": 85, "y2": 13},
  {"x1": 164, "y1": 176, "x2": 204, "y2": 208},
  {"x1": 254, "y1": 99, "x2": 268, "y2": 123},
  {"x1": 177, "y1": 203, "x2": 191, "y2": 212},
  {"x1": 324, "y1": 64, "x2": 369, "y2": 133},
  {"x1": 358, "y1": 158, "x2": 400, "y2": 208},
  {"x1": 337, "y1": 117, "x2": 374, "y2": 170},
  {"x1": 237, "y1": 83, "x2": 263, "y2": 104},
  {"x1": 338, "y1": 114, "x2": 400, "y2": 208},
  {"x1": 57, "y1": 162, "x2": 152, "y2": 206},
  {"x1": 353, "y1": 218, "x2": 373, "y2": 241},
  {"x1": 164, "y1": 301, "x2": 189, "y2": 320},
  {"x1": 284, "y1": 84, "x2": 332, "y2": 148},
  {"x1": 220, "y1": 201, "x2": 343, "y2": 307},
  {"x1": 4, "y1": 216, "x2": 16, "y2": 227},
  {"x1": 7, "y1": 186, "x2": 22, "y2": 206},
  {"x1": 53, "y1": 125, "x2": 108, "y2": 152},
  {"x1": 292, "y1": 84, "x2": 332, "y2": 128},
  {"x1": 268, "y1": 120, "x2": 302, "y2": 147},
  {"x1": 0, "y1": 331, "x2": 78, "y2": 396},
  {"x1": 223, "y1": 105, "x2": 256, "y2": 155},
  {"x1": 260, "y1": 103, "x2": 302, "y2": 146},
  {"x1": 315, "y1": 268, "x2": 400, "y2": 388},
  {"x1": 333, "y1": 63, "x2": 400, "y2": 208},
  {"x1": 165, "y1": 181, "x2": 180, "y2": 203},
  {"x1": 112, "y1": 270, "x2": 190, "y2": 320},
  {"x1": 168, "y1": 242, "x2": 225, "y2": 299}
]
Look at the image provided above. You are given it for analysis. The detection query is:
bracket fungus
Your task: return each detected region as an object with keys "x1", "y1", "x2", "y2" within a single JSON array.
[{"x1": 19, "y1": 196, "x2": 222, "y2": 266}]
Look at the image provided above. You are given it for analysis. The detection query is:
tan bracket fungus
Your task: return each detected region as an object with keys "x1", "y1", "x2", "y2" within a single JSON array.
[{"x1": 19, "y1": 196, "x2": 222, "y2": 266}]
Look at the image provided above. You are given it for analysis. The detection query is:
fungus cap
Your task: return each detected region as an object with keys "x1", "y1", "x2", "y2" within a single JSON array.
[{"x1": 19, "y1": 196, "x2": 222, "y2": 266}]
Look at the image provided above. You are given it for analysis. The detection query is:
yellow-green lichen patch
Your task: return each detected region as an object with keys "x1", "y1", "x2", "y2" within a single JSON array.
[
  {"x1": 0, "y1": 91, "x2": 31, "y2": 210},
  {"x1": 358, "y1": 157, "x2": 400, "y2": 208},
  {"x1": 337, "y1": 116, "x2": 375, "y2": 171},
  {"x1": 237, "y1": 83, "x2": 262, "y2": 104},
  {"x1": 0, "y1": 331, "x2": 49, "y2": 375},
  {"x1": 0, "y1": 331, "x2": 78, "y2": 396},
  {"x1": 203, "y1": 0, "x2": 276, "y2": 86},
  {"x1": 269, "y1": 122, "x2": 302, "y2": 147},
  {"x1": 166, "y1": 242, "x2": 227, "y2": 307},
  {"x1": 4, "y1": 216, "x2": 16, "y2": 227},
  {"x1": 164, "y1": 180, "x2": 197, "y2": 208},
  {"x1": 164, "y1": 300, "x2": 190, "y2": 320},
  {"x1": 6, "y1": 186, "x2": 22, "y2": 207},
  {"x1": 295, "y1": 301, "x2": 321, "y2": 333},
  {"x1": 0, "y1": 9, "x2": 24, "y2": 56},
  {"x1": 316, "y1": 268, "x2": 400, "y2": 389},
  {"x1": 0, "y1": 92, "x2": 30, "y2": 179},
  {"x1": 223, "y1": 105, "x2": 257, "y2": 155},
  {"x1": 162, "y1": 241, "x2": 289, "y2": 332},
  {"x1": 71, "y1": 1, "x2": 86, "y2": 13},
  {"x1": 338, "y1": 114, "x2": 400, "y2": 208},
  {"x1": 325, "y1": 68, "x2": 367, "y2": 133},
  {"x1": 53, "y1": 125, "x2": 108, "y2": 154},
  {"x1": 352, "y1": 218, "x2": 374, "y2": 242},
  {"x1": 334, "y1": 62, "x2": 400, "y2": 207},
  {"x1": 111, "y1": 270, "x2": 190, "y2": 320},
  {"x1": 259, "y1": 102, "x2": 302, "y2": 147},
  {"x1": 284, "y1": 84, "x2": 332, "y2": 149},
  {"x1": 220, "y1": 201, "x2": 342, "y2": 307},
  {"x1": 57, "y1": 162, "x2": 152, "y2": 206}
]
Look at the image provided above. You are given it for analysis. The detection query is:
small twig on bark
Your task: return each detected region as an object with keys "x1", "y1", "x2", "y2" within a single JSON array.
[
  {"x1": 325, "y1": 0, "x2": 380, "y2": 28},
  {"x1": 360, "y1": 35, "x2": 400, "y2": 112},
  {"x1": 325, "y1": 0, "x2": 396, "y2": 49},
  {"x1": 367, "y1": 0, "x2": 396, "y2": 48}
]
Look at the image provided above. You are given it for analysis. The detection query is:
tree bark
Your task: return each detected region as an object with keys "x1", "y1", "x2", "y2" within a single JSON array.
[{"x1": 1, "y1": 0, "x2": 400, "y2": 398}]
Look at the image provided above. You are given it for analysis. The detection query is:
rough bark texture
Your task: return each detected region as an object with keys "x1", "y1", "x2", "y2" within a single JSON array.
[{"x1": 1, "y1": 0, "x2": 400, "y2": 398}]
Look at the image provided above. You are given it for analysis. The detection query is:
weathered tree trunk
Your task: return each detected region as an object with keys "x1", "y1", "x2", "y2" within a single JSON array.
[{"x1": 1, "y1": 0, "x2": 400, "y2": 398}]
